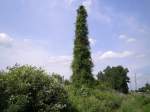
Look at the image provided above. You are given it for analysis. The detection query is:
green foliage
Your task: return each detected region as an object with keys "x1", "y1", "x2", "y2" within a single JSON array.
[
  {"x1": 97, "y1": 66, "x2": 130, "y2": 94},
  {"x1": 1, "y1": 65, "x2": 150, "y2": 112},
  {"x1": 51, "y1": 73, "x2": 64, "y2": 84},
  {"x1": 66, "y1": 85, "x2": 123, "y2": 112},
  {"x1": 71, "y1": 5, "x2": 94, "y2": 86},
  {"x1": 65, "y1": 85, "x2": 150, "y2": 112},
  {"x1": 138, "y1": 83, "x2": 150, "y2": 93},
  {"x1": 117, "y1": 94, "x2": 150, "y2": 112},
  {"x1": 0, "y1": 65, "x2": 71, "y2": 112}
]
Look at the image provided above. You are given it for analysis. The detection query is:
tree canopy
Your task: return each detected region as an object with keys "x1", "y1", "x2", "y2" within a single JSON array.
[
  {"x1": 138, "y1": 83, "x2": 150, "y2": 93},
  {"x1": 97, "y1": 66, "x2": 130, "y2": 94}
]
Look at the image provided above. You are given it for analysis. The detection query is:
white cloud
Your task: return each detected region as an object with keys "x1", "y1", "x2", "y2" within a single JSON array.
[
  {"x1": 98, "y1": 51, "x2": 133, "y2": 60},
  {"x1": 65, "y1": 0, "x2": 75, "y2": 6},
  {"x1": 127, "y1": 38, "x2": 136, "y2": 43},
  {"x1": 87, "y1": 0, "x2": 112, "y2": 24},
  {"x1": 89, "y1": 38, "x2": 96, "y2": 45},
  {"x1": 82, "y1": 0, "x2": 92, "y2": 12},
  {"x1": 0, "y1": 33, "x2": 13, "y2": 47},
  {"x1": 94, "y1": 11, "x2": 111, "y2": 23},
  {"x1": 48, "y1": 56, "x2": 72, "y2": 65},
  {"x1": 119, "y1": 34, "x2": 127, "y2": 39},
  {"x1": 0, "y1": 33, "x2": 149, "y2": 86},
  {"x1": 119, "y1": 34, "x2": 136, "y2": 43},
  {"x1": 0, "y1": 33, "x2": 72, "y2": 78},
  {"x1": 136, "y1": 54, "x2": 146, "y2": 58}
]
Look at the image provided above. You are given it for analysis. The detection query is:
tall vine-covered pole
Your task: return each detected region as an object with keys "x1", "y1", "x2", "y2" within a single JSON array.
[{"x1": 71, "y1": 5, "x2": 94, "y2": 86}]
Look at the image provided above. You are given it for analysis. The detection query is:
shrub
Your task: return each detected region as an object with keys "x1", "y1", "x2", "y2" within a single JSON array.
[{"x1": 0, "y1": 65, "x2": 71, "y2": 112}]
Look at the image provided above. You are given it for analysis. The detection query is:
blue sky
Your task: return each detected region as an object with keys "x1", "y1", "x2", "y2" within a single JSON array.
[{"x1": 0, "y1": 0, "x2": 150, "y2": 89}]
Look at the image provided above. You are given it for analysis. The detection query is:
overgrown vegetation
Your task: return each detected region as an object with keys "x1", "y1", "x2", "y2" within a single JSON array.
[
  {"x1": 0, "y1": 5, "x2": 150, "y2": 112},
  {"x1": 0, "y1": 65, "x2": 73, "y2": 112},
  {"x1": 66, "y1": 85, "x2": 150, "y2": 112},
  {"x1": 0, "y1": 65, "x2": 150, "y2": 112},
  {"x1": 71, "y1": 5, "x2": 94, "y2": 87},
  {"x1": 117, "y1": 94, "x2": 150, "y2": 112}
]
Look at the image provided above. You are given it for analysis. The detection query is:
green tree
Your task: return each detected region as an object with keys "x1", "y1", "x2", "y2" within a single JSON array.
[
  {"x1": 138, "y1": 83, "x2": 150, "y2": 93},
  {"x1": 71, "y1": 5, "x2": 94, "y2": 86},
  {"x1": 97, "y1": 66, "x2": 130, "y2": 94},
  {"x1": 0, "y1": 65, "x2": 72, "y2": 112},
  {"x1": 97, "y1": 71, "x2": 105, "y2": 81}
]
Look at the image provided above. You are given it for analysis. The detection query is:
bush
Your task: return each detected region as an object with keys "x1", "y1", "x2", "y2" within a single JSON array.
[{"x1": 0, "y1": 65, "x2": 71, "y2": 112}]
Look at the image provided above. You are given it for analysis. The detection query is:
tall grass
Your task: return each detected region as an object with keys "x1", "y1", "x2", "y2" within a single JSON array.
[{"x1": 65, "y1": 85, "x2": 150, "y2": 112}]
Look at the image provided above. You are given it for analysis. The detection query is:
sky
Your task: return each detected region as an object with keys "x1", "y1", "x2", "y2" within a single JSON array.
[{"x1": 0, "y1": 0, "x2": 150, "y2": 89}]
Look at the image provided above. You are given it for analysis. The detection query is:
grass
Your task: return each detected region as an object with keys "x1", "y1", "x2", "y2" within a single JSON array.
[
  {"x1": 117, "y1": 93, "x2": 150, "y2": 112},
  {"x1": 65, "y1": 85, "x2": 150, "y2": 112}
]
